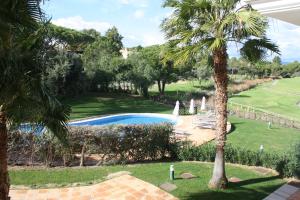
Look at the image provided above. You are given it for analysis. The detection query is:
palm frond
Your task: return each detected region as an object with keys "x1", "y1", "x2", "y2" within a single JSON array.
[{"x1": 240, "y1": 38, "x2": 280, "y2": 63}]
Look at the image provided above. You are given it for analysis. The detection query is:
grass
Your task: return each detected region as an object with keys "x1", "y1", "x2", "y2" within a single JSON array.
[
  {"x1": 230, "y1": 77, "x2": 300, "y2": 121},
  {"x1": 149, "y1": 79, "x2": 213, "y2": 98},
  {"x1": 64, "y1": 92, "x2": 299, "y2": 154},
  {"x1": 63, "y1": 93, "x2": 173, "y2": 120},
  {"x1": 228, "y1": 116, "x2": 300, "y2": 154},
  {"x1": 9, "y1": 162, "x2": 284, "y2": 200}
]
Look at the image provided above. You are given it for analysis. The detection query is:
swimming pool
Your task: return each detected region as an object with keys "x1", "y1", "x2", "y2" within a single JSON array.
[{"x1": 69, "y1": 113, "x2": 177, "y2": 126}]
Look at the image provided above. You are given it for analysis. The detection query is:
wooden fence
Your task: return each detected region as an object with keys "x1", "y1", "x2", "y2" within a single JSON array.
[{"x1": 228, "y1": 102, "x2": 300, "y2": 129}]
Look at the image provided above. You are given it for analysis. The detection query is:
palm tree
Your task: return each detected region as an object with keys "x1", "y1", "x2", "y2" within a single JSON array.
[
  {"x1": 162, "y1": 0, "x2": 279, "y2": 189},
  {"x1": 0, "y1": 1, "x2": 70, "y2": 199}
]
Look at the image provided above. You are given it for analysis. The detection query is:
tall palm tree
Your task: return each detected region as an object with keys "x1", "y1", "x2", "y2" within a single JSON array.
[
  {"x1": 162, "y1": 0, "x2": 279, "y2": 189},
  {"x1": 0, "y1": 1, "x2": 70, "y2": 199}
]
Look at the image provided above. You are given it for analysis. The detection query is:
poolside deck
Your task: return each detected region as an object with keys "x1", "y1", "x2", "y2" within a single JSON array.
[{"x1": 174, "y1": 115, "x2": 231, "y2": 145}]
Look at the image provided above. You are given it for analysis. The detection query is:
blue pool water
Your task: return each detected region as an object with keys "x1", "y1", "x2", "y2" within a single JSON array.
[
  {"x1": 18, "y1": 124, "x2": 44, "y2": 134},
  {"x1": 70, "y1": 114, "x2": 175, "y2": 126}
]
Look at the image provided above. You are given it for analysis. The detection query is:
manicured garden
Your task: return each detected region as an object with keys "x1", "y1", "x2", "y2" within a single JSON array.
[
  {"x1": 10, "y1": 162, "x2": 284, "y2": 200},
  {"x1": 228, "y1": 116, "x2": 300, "y2": 154},
  {"x1": 64, "y1": 92, "x2": 299, "y2": 155},
  {"x1": 230, "y1": 77, "x2": 300, "y2": 121}
]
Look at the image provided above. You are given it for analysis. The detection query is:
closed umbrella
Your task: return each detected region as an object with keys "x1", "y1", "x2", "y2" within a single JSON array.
[
  {"x1": 173, "y1": 100, "x2": 180, "y2": 116},
  {"x1": 201, "y1": 96, "x2": 206, "y2": 111},
  {"x1": 189, "y1": 99, "x2": 195, "y2": 114}
]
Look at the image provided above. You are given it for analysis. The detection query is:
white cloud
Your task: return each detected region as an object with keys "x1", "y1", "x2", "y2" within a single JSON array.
[
  {"x1": 142, "y1": 32, "x2": 165, "y2": 46},
  {"x1": 119, "y1": 0, "x2": 148, "y2": 7},
  {"x1": 267, "y1": 19, "x2": 300, "y2": 62},
  {"x1": 134, "y1": 10, "x2": 145, "y2": 19},
  {"x1": 52, "y1": 16, "x2": 112, "y2": 33}
]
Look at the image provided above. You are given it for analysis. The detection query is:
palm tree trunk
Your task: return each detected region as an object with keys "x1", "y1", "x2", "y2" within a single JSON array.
[
  {"x1": 0, "y1": 111, "x2": 10, "y2": 200},
  {"x1": 209, "y1": 48, "x2": 228, "y2": 189}
]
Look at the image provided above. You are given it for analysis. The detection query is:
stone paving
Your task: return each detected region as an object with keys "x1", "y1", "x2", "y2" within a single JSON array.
[
  {"x1": 174, "y1": 115, "x2": 231, "y2": 145},
  {"x1": 10, "y1": 175, "x2": 178, "y2": 200},
  {"x1": 263, "y1": 183, "x2": 300, "y2": 200}
]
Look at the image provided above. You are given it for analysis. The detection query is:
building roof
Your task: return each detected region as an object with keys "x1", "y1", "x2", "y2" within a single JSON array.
[{"x1": 246, "y1": 0, "x2": 300, "y2": 26}]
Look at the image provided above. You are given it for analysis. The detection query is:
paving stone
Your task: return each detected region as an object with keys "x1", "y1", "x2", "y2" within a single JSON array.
[
  {"x1": 288, "y1": 190, "x2": 300, "y2": 200},
  {"x1": 275, "y1": 190, "x2": 292, "y2": 198},
  {"x1": 280, "y1": 184, "x2": 299, "y2": 194},
  {"x1": 180, "y1": 173, "x2": 196, "y2": 179},
  {"x1": 106, "y1": 171, "x2": 131, "y2": 179},
  {"x1": 228, "y1": 177, "x2": 242, "y2": 183},
  {"x1": 10, "y1": 175, "x2": 178, "y2": 200},
  {"x1": 263, "y1": 193, "x2": 286, "y2": 200},
  {"x1": 159, "y1": 183, "x2": 177, "y2": 192}
]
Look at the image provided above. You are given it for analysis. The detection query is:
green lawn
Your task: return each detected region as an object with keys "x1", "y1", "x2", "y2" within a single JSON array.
[
  {"x1": 64, "y1": 93, "x2": 299, "y2": 154},
  {"x1": 9, "y1": 162, "x2": 284, "y2": 200},
  {"x1": 149, "y1": 80, "x2": 213, "y2": 99},
  {"x1": 230, "y1": 77, "x2": 300, "y2": 121},
  {"x1": 63, "y1": 93, "x2": 173, "y2": 120},
  {"x1": 228, "y1": 116, "x2": 300, "y2": 154}
]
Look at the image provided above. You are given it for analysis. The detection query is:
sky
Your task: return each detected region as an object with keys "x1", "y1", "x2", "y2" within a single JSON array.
[{"x1": 42, "y1": 0, "x2": 300, "y2": 63}]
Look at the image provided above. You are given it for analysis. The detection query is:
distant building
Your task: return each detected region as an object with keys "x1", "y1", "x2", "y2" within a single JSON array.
[{"x1": 120, "y1": 48, "x2": 130, "y2": 59}]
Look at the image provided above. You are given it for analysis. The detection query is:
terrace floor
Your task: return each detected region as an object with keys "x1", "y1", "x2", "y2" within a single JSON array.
[
  {"x1": 10, "y1": 174, "x2": 178, "y2": 200},
  {"x1": 174, "y1": 115, "x2": 231, "y2": 145}
]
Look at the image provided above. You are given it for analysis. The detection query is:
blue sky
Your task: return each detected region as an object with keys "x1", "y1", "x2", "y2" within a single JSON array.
[{"x1": 43, "y1": 0, "x2": 300, "y2": 62}]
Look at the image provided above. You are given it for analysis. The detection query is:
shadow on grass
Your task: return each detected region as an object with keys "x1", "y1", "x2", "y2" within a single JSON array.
[
  {"x1": 231, "y1": 94, "x2": 250, "y2": 98},
  {"x1": 183, "y1": 177, "x2": 283, "y2": 200},
  {"x1": 230, "y1": 176, "x2": 281, "y2": 187}
]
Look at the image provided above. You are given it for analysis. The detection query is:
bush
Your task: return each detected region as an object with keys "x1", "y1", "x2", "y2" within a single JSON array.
[
  {"x1": 8, "y1": 123, "x2": 176, "y2": 166},
  {"x1": 178, "y1": 143, "x2": 300, "y2": 178}
]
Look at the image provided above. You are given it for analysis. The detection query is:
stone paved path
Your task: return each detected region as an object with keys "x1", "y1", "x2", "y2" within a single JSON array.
[
  {"x1": 10, "y1": 175, "x2": 178, "y2": 200},
  {"x1": 263, "y1": 183, "x2": 300, "y2": 200}
]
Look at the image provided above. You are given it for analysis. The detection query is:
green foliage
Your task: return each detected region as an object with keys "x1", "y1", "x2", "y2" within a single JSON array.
[
  {"x1": 105, "y1": 26, "x2": 123, "y2": 55},
  {"x1": 0, "y1": 1, "x2": 69, "y2": 140},
  {"x1": 82, "y1": 28, "x2": 127, "y2": 92},
  {"x1": 8, "y1": 123, "x2": 176, "y2": 166},
  {"x1": 43, "y1": 51, "x2": 87, "y2": 97},
  {"x1": 161, "y1": 0, "x2": 279, "y2": 65},
  {"x1": 47, "y1": 24, "x2": 95, "y2": 51},
  {"x1": 178, "y1": 143, "x2": 300, "y2": 178},
  {"x1": 128, "y1": 45, "x2": 180, "y2": 96}
]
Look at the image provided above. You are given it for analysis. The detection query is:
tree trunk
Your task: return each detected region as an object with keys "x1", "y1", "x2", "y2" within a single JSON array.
[
  {"x1": 0, "y1": 111, "x2": 10, "y2": 200},
  {"x1": 157, "y1": 80, "x2": 162, "y2": 94},
  {"x1": 80, "y1": 144, "x2": 85, "y2": 167},
  {"x1": 161, "y1": 81, "x2": 166, "y2": 95},
  {"x1": 209, "y1": 48, "x2": 228, "y2": 189}
]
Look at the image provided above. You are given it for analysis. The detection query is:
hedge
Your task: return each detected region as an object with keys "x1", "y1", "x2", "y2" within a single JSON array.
[
  {"x1": 178, "y1": 143, "x2": 300, "y2": 178},
  {"x1": 8, "y1": 123, "x2": 176, "y2": 166}
]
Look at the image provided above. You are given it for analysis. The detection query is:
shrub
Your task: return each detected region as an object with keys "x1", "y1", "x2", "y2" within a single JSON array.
[
  {"x1": 178, "y1": 143, "x2": 299, "y2": 178},
  {"x1": 8, "y1": 123, "x2": 176, "y2": 166}
]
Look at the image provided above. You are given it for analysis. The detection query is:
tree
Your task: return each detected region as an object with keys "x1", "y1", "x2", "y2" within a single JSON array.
[
  {"x1": 273, "y1": 56, "x2": 282, "y2": 66},
  {"x1": 105, "y1": 26, "x2": 123, "y2": 55},
  {"x1": 162, "y1": 0, "x2": 279, "y2": 189},
  {"x1": 0, "y1": 1, "x2": 70, "y2": 199},
  {"x1": 47, "y1": 24, "x2": 95, "y2": 51},
  {"x1": 128, "y1": 48, "x2": 157, "y2": 97},
  {"x1": 44, "y1": 51, "x2": 87, "y2": 97},
  {"x1": 82, "y1": 33, "x2": 124, "y2": 91}
]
